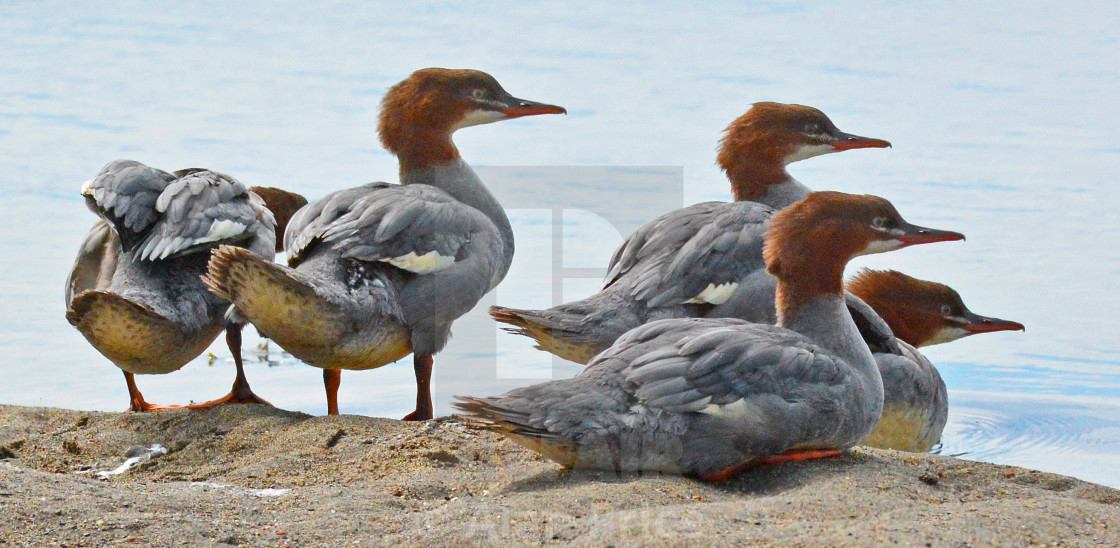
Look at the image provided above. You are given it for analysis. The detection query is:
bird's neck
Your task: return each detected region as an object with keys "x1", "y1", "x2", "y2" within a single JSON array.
[
  {"x1": 401, "y1": 157, "x2": 514, "y2": 274},
  {"x1": 392, "y1": 129, "x2": 461, "y2": 172},
  {"x1": 750, "y1": 176, "x2": 811, "y2": 209},
  {"x1": 778, "y1": 286, "x2": 876, "y2": 373},
  {"x1": 728, "y1": 160, "x2": 807, "y2": 208}
]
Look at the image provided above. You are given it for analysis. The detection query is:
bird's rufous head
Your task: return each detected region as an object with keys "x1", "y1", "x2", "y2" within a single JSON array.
[
  {"x1": 846, "y1": 269, "x2": 1025, "y2": 347},
  {"x1": 717, "y1": 103, "x2": 891, "y2": 200},
  {"x1": 378, "y1": 68, "x2": 565, "y2": 168},
  {"x1": 764, "y1": 192, "x2": 964, "y2": 311}
]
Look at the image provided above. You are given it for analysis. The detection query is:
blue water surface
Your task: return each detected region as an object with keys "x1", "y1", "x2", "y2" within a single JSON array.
[{"x1": 0, "y1": 1, "x2": 1117, "y2": 487}]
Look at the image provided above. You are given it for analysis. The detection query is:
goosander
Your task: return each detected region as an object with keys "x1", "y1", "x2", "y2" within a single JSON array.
[
  {"x1": 66, "y1": 161, "x2": 305, "y2": 411},
  {"x1": 204, "y1": 68, "x2": 565, "y2": 420},
  {"x1": 491, "y1": 102, "x2": 891, "y2": 363},
  {"x1": 847, "y1": 269, "x2": 1025, "y2": 451},
  {"x1": 456, "y1": 192, "x2": 964, "y2": 481}
]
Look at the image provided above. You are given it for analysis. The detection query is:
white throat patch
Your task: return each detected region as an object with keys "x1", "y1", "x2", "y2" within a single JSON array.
[
  {"x1": 925, "y1": 326, "x2": 970, "y2": 346},
  {"x1": 859, "y1": 227, "x2": 908, "y2": 256},
  {"x1": 782, "y1": 143, "x2": 834, "y2": 164},
  {"x1": 452, "y1": 109, "x2": 505, "y2": 131}
]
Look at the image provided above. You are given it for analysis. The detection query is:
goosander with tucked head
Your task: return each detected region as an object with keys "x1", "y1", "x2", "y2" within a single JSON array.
[
  {"x1": 204, "y1": 68, "x2": 565, "y2": 420},
  {"x1": 847, "y1": 269, "x2": 1025, "y2": 451},
  {"x1": 66, "y1": 162, "x2": 305, "y2": 411},
  {"x1": 491, "y1": 102, "x2": 891, "y2": 363},
  {"x1": 457, "y1": 192, "x2": 963, "y2": 481}
]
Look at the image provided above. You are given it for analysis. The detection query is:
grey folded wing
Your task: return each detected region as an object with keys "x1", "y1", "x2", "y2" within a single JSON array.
[
  {"x1": 603, "y1": 201, "x2": 773, "y2": 308},
  {"x1": 617, "y1": 318, "x2": 848, "y2": 413},
  {"x1": 82, "y1": 160, "x2": 272, "y2": 261},
  {"x1": 80, "y1": 160, "x2": 176, "y2": 250},
  {"x1": 878, "y1": 340, "x2": 946, "y2": 412},
  {"x1": 285, "y1": 182, "x2": 501, "y2": 278}
]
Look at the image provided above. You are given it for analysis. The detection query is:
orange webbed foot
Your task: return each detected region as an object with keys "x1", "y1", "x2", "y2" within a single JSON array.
[
  {"x1": 698, "y1": 448, "x2": 844, "y2": 483},
  {"x1": 186, "y1": 391, "x2": 272, "y2": 409}
]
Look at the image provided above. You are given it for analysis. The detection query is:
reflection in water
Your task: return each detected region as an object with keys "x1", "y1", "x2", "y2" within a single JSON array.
[{"x1": 0, "y1": 2, "x2": 1118, "y2": 487}]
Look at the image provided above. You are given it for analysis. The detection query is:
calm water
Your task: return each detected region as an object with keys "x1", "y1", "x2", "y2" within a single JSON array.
[{"x1": 1, "y1": 2, "x2": 1117, "y2": 487}]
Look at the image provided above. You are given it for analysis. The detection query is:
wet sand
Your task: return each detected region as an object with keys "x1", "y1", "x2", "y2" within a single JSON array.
[{"x1": 0, "y1": 404, "x2": 1116, "y2": 546}]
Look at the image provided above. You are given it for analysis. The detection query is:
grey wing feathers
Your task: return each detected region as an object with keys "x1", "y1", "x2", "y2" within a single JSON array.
[
  {"x1": 603, "y1": 202, "x2": 773, "y2": 307},
  {"x1": 287, "y1": 183, "x2": 496, "y2": 274},
  {"x1": 284, "y1": 183, "x2": 393, "y2": 263},
  {"x1": 80, "y1": 160, "x2": 176, "y2": 249},
  {"x1": 846, "y1": 292, "x2": 901, "y2": 355},
  {"x1": 81, "y1": 160, "x2": 270, "y2": 261},
  {"x1": 879, "y1": 341, "x2": 945, "y2": 411},
  {"x1": 135, "y1": 170, "x2": 264, "y2": 261},
  {"x1": 618, "y1": 318, "x2": 846, "y2": 413}
]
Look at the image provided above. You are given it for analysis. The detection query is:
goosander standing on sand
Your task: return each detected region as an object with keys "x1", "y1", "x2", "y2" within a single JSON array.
[{"x1": 205, "y1": 68, "x2": 565, "y2": 420}]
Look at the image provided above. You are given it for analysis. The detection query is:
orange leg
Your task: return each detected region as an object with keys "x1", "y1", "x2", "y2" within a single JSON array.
[
  {"x1": 402, "y1": 354, "x2": 433, "y2": 421},
  {"x1": 123, "y1": 371, "x2": 183, "y2": 412},
  {"x1": 698, "y1": 448, "x2": 844, "y2": 483},
  {"x1": 188, "y1": 325, "x2": 272, "y2": 409},
  {"x1": 324, "y1": 369, "x2": 341, "y2": 415}
]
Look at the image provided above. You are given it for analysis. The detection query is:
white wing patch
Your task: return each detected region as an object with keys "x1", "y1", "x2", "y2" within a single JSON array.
[
  {"x1": 383, "y1": 250, "x2": 456, "y2": 274},
  {"x1": 685, "y1": 282, "x2": 739, "y2": 305},
  {"x1": 701, "y1": 398, "x2": 758, "y2": 420},
  {"x1": 195, "y1": 220, "x2": 248, "y2": 246}
]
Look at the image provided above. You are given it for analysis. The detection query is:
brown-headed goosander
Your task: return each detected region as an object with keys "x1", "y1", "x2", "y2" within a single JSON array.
[
  {"x1": 847, "y1": 269, "x2": 1025, "y2": 451},
  {"x1": 456, "y1": 192, "x2": 964, "y2": 481},
  {"x1": 490, "y1": 102, "x2": 891, "y2": 363},
  {"x1": 204, "y1": 68, "x2": 565, "y2": 420},
  {"x1": 66, "y1": 162, "x2": 305, "y2": 411}
]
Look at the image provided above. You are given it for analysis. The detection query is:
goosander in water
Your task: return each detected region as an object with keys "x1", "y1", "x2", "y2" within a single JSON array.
[
  {"x1": 491, "y1": 102, "x2": 891, "y2": 363},
  {"x1": 66, "y1": 161, "x2": 305, "y2": 411},
  {"x1": 204, "y1": 68, "x2": 565, "y2": 420},
  {"x1": 456, "y1": 191, "x2": 964, "y2": 481},
  {"x1": 847, "y1": 269, "x2": 1025, "y2": 451}
]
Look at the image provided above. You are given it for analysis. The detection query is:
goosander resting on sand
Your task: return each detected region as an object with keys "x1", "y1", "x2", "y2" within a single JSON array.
[
  {"x1": 848, "y1": 269, "x2": 1024, "y2": 452},
  {"x1": 457, "y1": 192, "x2": 963, "y2": 481}
]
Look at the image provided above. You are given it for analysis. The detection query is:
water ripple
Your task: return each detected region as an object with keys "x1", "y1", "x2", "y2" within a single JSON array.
[{"x1": 947, "y1": 407, "x2": 1119, "y2": 460}]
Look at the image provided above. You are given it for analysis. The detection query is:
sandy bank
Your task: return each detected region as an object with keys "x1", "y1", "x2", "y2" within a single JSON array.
[{"x1": 0, "y1": 404, "x2": 1116, "y2": 546}]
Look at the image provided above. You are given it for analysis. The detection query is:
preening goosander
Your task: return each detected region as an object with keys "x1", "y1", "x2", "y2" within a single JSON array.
[{"x1": 66, "y1": 161, "x2": 304, "y2": 411}]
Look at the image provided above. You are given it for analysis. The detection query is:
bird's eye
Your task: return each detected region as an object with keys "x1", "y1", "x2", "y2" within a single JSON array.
[
  {"x1": 871, "y1": 217, "x2": 887, "y2": 229},
  {"x1": 940, "y1": 304, "x2": 952, "y2": 316},
  {"x1": 471, "y1": 88, "x2": 486, "y2": 100}
]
